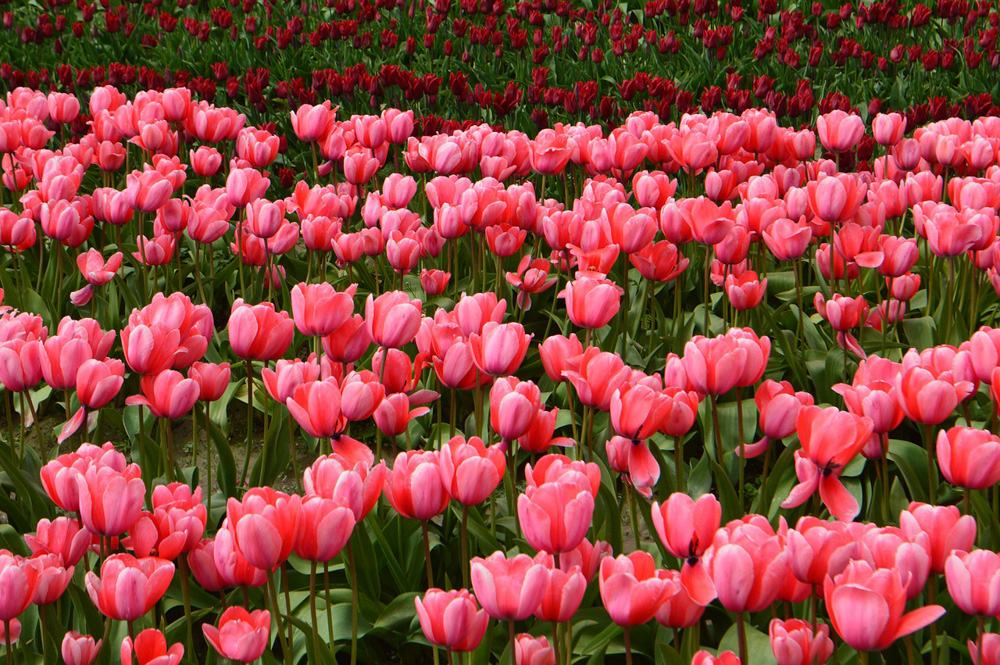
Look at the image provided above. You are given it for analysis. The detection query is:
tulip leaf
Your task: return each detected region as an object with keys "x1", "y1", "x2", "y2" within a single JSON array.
[
  {"x1": 208, "y1": 416, "x2": 238, "y2": 499},
  {"x1": 371, "y1": 591, "x2": 418, "y2": 633},
  {"x1": 718, "y1": 622, "x2": 777, "y2": 665},
  {"x1": 888, "y1": 438, "x2": 929, "y2": 503},
  {"x1": 901, "y1": 316, "x2": 936, "y2": 351},
  {"x1": 709, "y1": 457, "x2": 741, "y2": 524}
]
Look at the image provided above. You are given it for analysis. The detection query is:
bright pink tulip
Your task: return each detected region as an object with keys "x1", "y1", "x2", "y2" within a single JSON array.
[
  {"x1": 518, "y1": 479, "x2": 594, "y2": 554},
  {"x1": 562, "y1": 347, "x2": 631, "y2": 411},
  {"x1": 786, "y1": 517, "x2": 857, "y2": 588},
  {"x1": 365, "y1": 291, "x2": 422, "y2": 349},
  {"x1": 291, "y1": 282, "x2": 357, "y2": 337},
  {"x1": 293, "y1": 496, "x2": 355, "y2": 562},
  {"x1": 438, "y1": 436, "x2": 506, "y2": 506},
  {"x1": 120, "y1": 629, "x2": 183, "y2": 665},
  {"x1": 414, "y1": 589, "x2": 490, "y2": 652},
  {"x1": 489, "y1": 377, "x2": 541, "y2": 442},
  {"x1": 85, "y1": 554, "x2": 174, "y2": 622},
  {"x1": 470, "y1": 551, "x2": 548, "y2": 621},
  {"x1": 189, "y1": 362, "x2": 231, "y2": 402},
  {"x1": 384, "y1": 450, "x2": 450, "y2": 521},
  {"x1": 77, "y1": 464, "x2": 145, "y2": 538},
  {"x1": 202, "y1": 607, "x2": 270, "y2": 663},
  {"x1": 124, "y1": 370, "x2": 199, "y2": 419},
  {"x1": 532, "y1": 560, "x2": 587, "y2": 623},
  {"x1": 25, "y1": 516, "x2": 90, "y2": 567},
  {"x1": 560, "y1": 275, "x2": 622, "y2": 329},
  {"x1": 899, "y1": 502, "x2": 977, "y2": 574},
  {"x1": 31, "y1": 552, "x2": 73, "y2": 605},
  {"x1": 515, "y1": 634, "x2": 555, "y2": 665},
  {"x1": 781, "y1": 406, "x2": 873, "y2": 522},
  {"x1": 227, "y1": 299, "x2": 294, "y2": 361},
  {"x1": 304, "y1": 454, "x2": 385, "y2": 522},
  {"x1": 212, "y1": 528, "x2": 267, "y2": 589},
  {"x1": 286, "y1": 377, "x2": 345, "y2": 439},
  {"x1": 125, "y1": 170, "x2": 173, "y2": 212},
  {"x1": 817, "y1": 110, "x2": 865, "y2": 152},
  {"x1": 0, "y1": 551, "x2": 41, "y2": 622},
  {"x1": 599, "y1": 551, "x2": 679, "y2": 626},
  {"x1": 691, "y1": 650, "x2": 741, "y2": 665},
  {"x1": 61, "y1": 632, "x2": 102, "y2": 665},
  {"x1": 769, "y1": 619, "x2": 834, "y2": 665},
  {"x1": 682, "y1": 334, "x2": 746, "y2": 395},
  {"x1": 937, "y1": 427, "x2": 1000, "y2": 490},
  {"x1": 706, "y1": 516, "x2": 789, "y2": 613},
  {"x1": 823, "y1": 560, "x2": 944, "y2": 652},
  {"x1": 226, "y1": 488, "x2": 302, "y2": 571},
  {"x1": 653, "y1": 569, "x2": 706, "y2": 628},
  {"x1": 290, "y1": 101, "x2": 333, "y2": 142},
  {"x1": 470, "y1": 321, "x2": 532, "y2": 377}
]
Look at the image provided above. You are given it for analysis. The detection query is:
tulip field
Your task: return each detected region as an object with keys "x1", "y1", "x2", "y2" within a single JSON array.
[{"x1": 9, "y1": 2, "x2": 1000, "y2": 665}]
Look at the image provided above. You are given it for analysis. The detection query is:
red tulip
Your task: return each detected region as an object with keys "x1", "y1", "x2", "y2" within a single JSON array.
[
  {"x1": 25, "y1": 516, "x2": 90, "y2": 567},
  {"x1": 120, "y1": 629, "x2": 183, "y2": 665},
  {"x1": 189, "y1": 362, "x2": 231, "y2": 402},
  {"x1": 212, "y1": 527, "x2": 267, "y2": 589},
  {"x1": 85, "y1": 554, "x2": 174, "y2": 622},
  {"x1": 226, "y1": 488, "x2": 302, "y2": 571},
  {"x1": 414, "y1": 589, "x2": 490, "y2": 652},
  {"x1": 532, "y1": 559, "x2": 587, "y2": 623},
  {"x1": 202, "y1": 607, "x2": 270, "y2": 663},
  {"x1": 286, "y1": 377, "x2": 345, "y2": 439},
  {"x1": 562, "y1": 347, "x2": 631, "y2": 411},
  {"x1": 304, "y1": 453, "x2": 385, "y2": 522},
  {"x1": 780, "y1": 406, "x2": 873, "y2": 522}
]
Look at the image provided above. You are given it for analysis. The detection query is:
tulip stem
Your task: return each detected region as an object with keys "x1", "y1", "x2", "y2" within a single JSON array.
[
  {"x1": 508, "y1": 620, "x2": 516, "y2": 665},
  {"x1": 623, "y1": 625, "x2": 633, "y2": 665},
  {"x1": 265, "y1": 570, "x2": 292, "y2": 665},
  {"x1": 461, "y1": 505, "x2": 470, "y2": 589},
  {"x1": 965, "y1": 488, "x2": 972, "y2": 515},
  {"x1": 924, "y1": 424, "x2": 937, "y2": 503},
  {"x1": 205, "y1": 405, "x2": 213, "y2": 517},
  {"x1": 309, "y1": 562, "x2": 323, "y2": 659},
  {"x1": 281, "y1": 564, "x2": 294, "y2": 656},
  {"x1": 178, "y1": 555, "x2": 195, "y2": 658},
  {"x1": 979, "y1": 616, "x2": 986, "y2": 665},
  {"x1": 348, "y1": 542, "x2": 359, "y2": 665},
  {"x1": 240, "y1": 359, "x2": 253, "y2": 490},
  {"x1": 703, "y1": 246, "x2": 711, "y2": 334},
  {"x1": 422, "y1": 521, "x2": 434, "y2": 588},
  {"x1": 928, "y1": 577, "x2": 938, "y2": 665},
  {"x1": 674, "y1": 435, "x2": 684, "y2": 492},
  {"x1": 736, "y1": 386, "x2": 745, "y2": 512},
  {"x1": 709, "y1": 394, "x2": 723, "y2": 464},
  {"x1": 794, "y1": 258, "x2": 805, "y2": 345},
  {"x1": 127, "y1": 620, "x2": 136, "y2": 643},
  {"x1": 857, "y1": 651, "x2": 868, "y2": 665},
  {"x1": 323, "y1": 561, "x2": 335, "y2": 647},
  {"x1": 3, "y1": 620, "x2": 10, "y2": 665},
  {"x1": 24, "y1": 393, "x2": 41, "y2": 463},
  {"x1": 164, "y1": 419, "x2": 176, "y2": 482},
  {"x1": 736, "y1": 612, "x2": 748, "y2": 665}
]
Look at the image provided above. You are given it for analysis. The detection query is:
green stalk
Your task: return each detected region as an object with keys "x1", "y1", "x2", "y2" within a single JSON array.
[
  {"x1": 178, "y1": 555, "x2": 195, "y2": 658},
  {"x1": 348, "y1": 542, "x2": 359, "y2": 665},
  {"x1": 266, "y1": 570, "x2": 292, "y2": 665}
]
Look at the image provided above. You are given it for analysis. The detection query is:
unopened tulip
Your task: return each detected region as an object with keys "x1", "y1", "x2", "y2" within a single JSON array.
[
  {"x1": 61, "y1": 631, "x2": 102, "y2": 665},
  {"x1": 226, "y1": 488, "x2": 302, "y2": 571},
  {"x1": 937, "y1": 427, "x2": 1000, "y2": 490},
  {"x1": 471, "y1": 551, "x2": 548, "y2": 621},
  {"x1": 86, "y1": 554, "x2": 174, "y2": 622},
  {"x1": 414, "y1": 589, "x2": 490, "y2": 652}
]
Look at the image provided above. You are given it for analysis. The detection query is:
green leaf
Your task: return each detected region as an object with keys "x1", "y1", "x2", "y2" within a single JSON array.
[{"x1": 718, "y1": 622, "x2": 778, "y2": 665}]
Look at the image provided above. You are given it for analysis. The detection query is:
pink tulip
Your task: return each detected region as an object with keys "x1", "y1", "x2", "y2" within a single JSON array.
[
  {"x1": 85, "y1": 554, "x2": 174, "y2": 622},
  {"x1": 650, "y1": 492, "x2": 720, "y2": 605},
  {"x1": 899, "y1": 502, "x2": 977, "y2": 574},
  {"x1": 470, "y1": 321, "x2": 532, "y2": 377},
  {"x1": 824, "y1": 560, "x2": 944, "y2": 652},
  {"x1": 61, "y1": 631, "x2": 102, "y2": 665},
  {"x1": 471, "y1": 551, "x2": 548, "y2": 621},
  {"x1": 202, "y1": 607, "x2": 271, "y2": 663},
  {"x1": 770, "y1": 619, "x2": 834, "y2": 665},
  {"x1": 414, "y1": 589, "x2": 490, "y2": 652},
  {"x1": 599, "y1": 551, "x2": 679, "y2": 626},
  {"x1": 706, "y1": 515, "x2": 789, "y2": 613},
  {"x1": 937, "y1": 426, "x2": 1000, "y2": 490},
  {"x1": 384, "y1": 450, "x2": 450, "y2": 521},
  {"x1": 366, "y1": 291, "x2": 422, "y2": 349},
  {"x1": 560, "y1": 275, "x2": 623, "y2": 329},
  {"x1": 438, "y1": 436, "x2": 506, "y2": 506},
  {"x1": 518, "y1": 479, "x2": 594, "y2": 555},
  {"x1": 0, "y1": 551, "x2": 41, "y2": 623}
]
